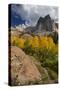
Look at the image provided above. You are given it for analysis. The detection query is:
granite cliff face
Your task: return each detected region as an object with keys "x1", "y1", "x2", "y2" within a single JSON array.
[{"x1": 36, "y1": 15, "x2": 53, "y2": 31}]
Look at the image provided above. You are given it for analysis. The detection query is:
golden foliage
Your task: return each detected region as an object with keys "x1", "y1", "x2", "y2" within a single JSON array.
[
  {"x1": 11, "y1": 36, "x2": 25, "y2": 49},
  {"x1": 11, "y1": 35, "x2": 57, "y2": 54},
  {"x1": 31, "y1": 36, "x2": 39, "y2": 48}
]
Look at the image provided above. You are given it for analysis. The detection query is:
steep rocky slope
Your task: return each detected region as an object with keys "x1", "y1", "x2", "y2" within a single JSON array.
[
  {"x1": 9, "y1": 46, "x2": 54, "y2": 86},
  {"x1": 9, "y1": 42, "x2": 58, "y2": 85},
  {"x1": 10, "y1": 46, "x2": 41, "y2": 85}
]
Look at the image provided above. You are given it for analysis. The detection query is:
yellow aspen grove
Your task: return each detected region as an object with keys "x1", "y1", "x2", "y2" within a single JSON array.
[
  {"x1": 11, "y1": 36, "x2": 25, "y2": 49},
  {"x1": 47, "y1": 37, "x2": 56, "y2": 53},
  {"x1": 11, "y1": 35, "x2": 57, "y2": 55},
  {"x1": 39, "y1": 36, "x2": 48, "y2": 49},
  {"x1": 18, "y1": 38, "x2": 25, "y2": 49},
  {"x1": 31, "y1": 36, "x2": 39, "y2": 48}
]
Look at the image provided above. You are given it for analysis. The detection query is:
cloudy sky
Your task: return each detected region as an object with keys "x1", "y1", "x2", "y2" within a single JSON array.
[{"x1": 10, "y1": 4, "x2": 58, "y2": 27}]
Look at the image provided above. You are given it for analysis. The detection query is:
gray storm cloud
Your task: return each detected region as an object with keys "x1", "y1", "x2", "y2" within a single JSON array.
[{"x1": 11, "y1": 4, "x2": 58, "y2": 26}]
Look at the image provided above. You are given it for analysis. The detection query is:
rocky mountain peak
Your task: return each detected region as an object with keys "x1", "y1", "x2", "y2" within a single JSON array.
[
  {"x1": 36, "y1": 14, "x2": 53, "y2": 32},
  {"x1": 24, "y1": 14, "x2": 58, "y2": 35},
  {"x1": 44, "y1": 14, "x2": 51, "y2": 19}
]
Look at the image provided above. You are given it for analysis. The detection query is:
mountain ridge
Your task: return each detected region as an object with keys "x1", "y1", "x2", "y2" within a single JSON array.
[{"x1": 24, "y1": 14, "x2": 58, "y2": 35}]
